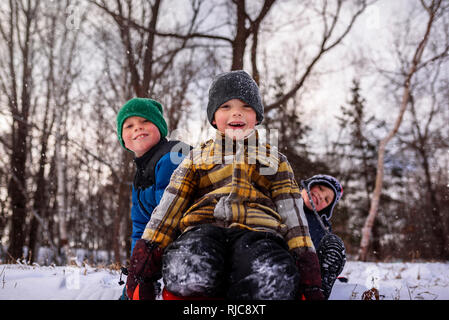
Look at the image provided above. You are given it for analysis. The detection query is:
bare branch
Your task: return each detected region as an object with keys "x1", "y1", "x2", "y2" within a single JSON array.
[
  {"x1": 89, "y1": 0, "x2": 233, "y2": 43},
  {"x1": 266, "y1": 1, "x2": 368, "y2": 112}
]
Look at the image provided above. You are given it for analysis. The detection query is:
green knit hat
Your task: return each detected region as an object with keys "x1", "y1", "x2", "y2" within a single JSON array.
[{"x1": 116, "y1": 98, "x2": 168, "y2": 151}]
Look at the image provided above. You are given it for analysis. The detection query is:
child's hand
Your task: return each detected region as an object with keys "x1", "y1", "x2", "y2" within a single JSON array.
[
  {"x1": 300, "y1": 286, "x2": 325, "y2": 300},
  {"x1": 295, "y1": 251, "x2": 325, "y2": 300},
  {"x1": 126, "y1": 239, "x2": 164, "y2": 300}
]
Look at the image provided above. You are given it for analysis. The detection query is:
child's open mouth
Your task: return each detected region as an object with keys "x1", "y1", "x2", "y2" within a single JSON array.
[
  {"x1": 227, "y1": 122, "x2": 246, "y2": 128},
  {"x1": 134, "y1": 133, "x2": 148, "y2": 140}
]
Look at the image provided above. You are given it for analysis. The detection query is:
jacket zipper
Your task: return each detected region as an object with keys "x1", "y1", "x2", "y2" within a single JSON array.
[{"x1": 137, "y1": 188, "x2": 151, "y2": 220}]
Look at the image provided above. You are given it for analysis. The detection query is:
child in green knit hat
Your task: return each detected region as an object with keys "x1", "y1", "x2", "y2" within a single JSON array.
[
  {"x1": 116, "y1": 97, "x2": 190, "y2": 299},
  {"x1": 117, "y1": 98, "x2": 168, "y2": 155}
]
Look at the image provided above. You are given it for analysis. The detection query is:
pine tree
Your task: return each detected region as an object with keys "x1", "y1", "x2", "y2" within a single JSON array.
[
  {"x1": 331, "y1": 79, "x2": 382, "y2": 258},
  {"x1": 335, "y1": 79, "x2": 378, "y2": 199}
]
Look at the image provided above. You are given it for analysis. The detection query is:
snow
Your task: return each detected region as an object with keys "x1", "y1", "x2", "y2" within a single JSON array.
[
  {"x1": 0, "y1": 261, "x2": 448, "y2": 300},
  {"x1": 331, "y1": 261, "x2": 449, "y2": 300},
  {"x1": 245, "y1": 257, "x2": 298, "y2": 300},
  {"x1": 162, "y1": 236, "x2": 220, "y2": 297},
  {"x1": 0, "y1": 263, "x2": 123, "y2": 300}
]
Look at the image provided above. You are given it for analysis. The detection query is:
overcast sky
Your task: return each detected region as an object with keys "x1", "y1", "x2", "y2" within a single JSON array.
[
  {"x1": 178, "y1": 0, "x2": 418, "y2": 149},
  {"x1": 1, "y1": 0, "x2": 444, "y2": 155}
]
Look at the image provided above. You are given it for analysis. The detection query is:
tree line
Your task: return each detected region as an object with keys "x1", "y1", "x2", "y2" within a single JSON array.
[{"x1": 0, "y1": 0, "x2": 448, "y2": 265}]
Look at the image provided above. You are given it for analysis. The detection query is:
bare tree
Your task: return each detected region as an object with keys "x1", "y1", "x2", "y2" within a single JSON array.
[
  {"x1": 102, "y1": 0, "x2": 369, "y2": 107},
  {"x1": 88, "y1": 0, "x2": 223, "y2": 263},
  {"x1": 28, "y1": 7, "x2": 57, "y2": 260},
  {"x1": 228, "y1": 0, "x2": 276, "y2": 74},
  {"x1": 358, "y1": 0, "x2": 449, "y2": 261},
  {"x1": 90, "y1": 0, "x2": 196, "y2": 97},
  {"x1": 265, "y1": 0, "x2": 369, "y2": 112},
  {"x1": 101, "y1": 0, "x2": 275, "y2": 76},
  {"x1": 0, "y1": 0, "x2": 40, "y2": 260},
  {"x1": 397, "y1": 58, "x2": 449, "y2": 259}
]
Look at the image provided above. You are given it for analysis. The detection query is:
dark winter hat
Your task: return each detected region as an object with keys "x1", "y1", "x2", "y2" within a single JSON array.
[
  {"x1": 301, "y1": 174, "x2": 343, "y2": 221},
  {"x1": 116, "y1": 98, "x2": 168, "y2": 151},
  {"x1": 207, "y1": 70, "x2": 264, "y2": 127}
]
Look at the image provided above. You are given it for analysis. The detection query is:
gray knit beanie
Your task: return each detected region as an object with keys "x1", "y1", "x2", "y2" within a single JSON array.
[{"x1": 207, "y1": 70, "x2": 264, "y2": 127}]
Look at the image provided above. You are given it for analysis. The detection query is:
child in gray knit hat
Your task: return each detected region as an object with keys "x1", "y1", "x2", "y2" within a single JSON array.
[
  {"x1": 125, "y1": 71, "x2": 324, "y2": 300},
  {"x1": 207, "y1": 70, "x2": 264, "y2": 127},
  {"x1": 207, "y1": 70, "x2": 263, "y2": 141}
]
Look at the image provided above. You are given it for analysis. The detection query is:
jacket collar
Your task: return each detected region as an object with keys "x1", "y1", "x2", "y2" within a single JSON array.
[
  {"x1": 134, "y1": 137, "x2": 168, "y2": 170},
  {"x1": 209, "y1": 130, "x2": 279, "y2": 170}
]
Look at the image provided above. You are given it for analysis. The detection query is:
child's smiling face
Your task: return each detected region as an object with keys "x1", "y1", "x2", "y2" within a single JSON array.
[
  {"x1": 212, "y1": 99, "x2": 257, "y2": 140},
  {"x1": 122, "y1": 116, "x2": 161, "y2": 157},
  {"x1": 302, "y1": 184, "x2": 335, "y2": 212}
]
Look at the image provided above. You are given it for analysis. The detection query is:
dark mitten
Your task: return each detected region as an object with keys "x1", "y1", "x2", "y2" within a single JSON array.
[
  {"x1": 295, "y1": 251, "x2": 325, "y2": 300},
  {"x1": 317, "y1": 234, "x2": 346, "y2": 299},
  {"x1": 301, "y1": 287, "x2": 324, "y2": 300},
  {"x1": 126, "y1": 239, "x2": 164, "y2": 300}
]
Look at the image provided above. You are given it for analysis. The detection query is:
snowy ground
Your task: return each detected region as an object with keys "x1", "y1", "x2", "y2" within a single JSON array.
[
  {"x1": 331, "y1": 261, "x2": 449, "y2": 300},
  {"x1": 0, "y1": 261, "x2": 448, "y2": 300}
]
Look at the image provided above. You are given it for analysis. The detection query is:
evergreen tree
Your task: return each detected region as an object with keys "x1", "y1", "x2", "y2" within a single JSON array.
[
  {"x1": 331, "y1": 79, "x2": 382, "y2": 258},
  {"x1": 335, "y1": 79, "x2": 378, "y2": 198}
]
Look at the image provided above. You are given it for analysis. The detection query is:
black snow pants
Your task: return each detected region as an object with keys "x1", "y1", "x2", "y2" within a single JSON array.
[{"x1": 162, "y1": 224, "x2": 300, "y2": 300}]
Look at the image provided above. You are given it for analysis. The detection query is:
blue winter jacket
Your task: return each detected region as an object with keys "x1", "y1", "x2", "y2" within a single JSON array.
[{"x1": 130, "y1": 140, "x2": 188, "y2": 253}]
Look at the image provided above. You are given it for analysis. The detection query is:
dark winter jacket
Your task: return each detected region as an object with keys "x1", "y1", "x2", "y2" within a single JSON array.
[
  {"x1": 303, "y1": 205, "x2": 331, "y2": 249},
  {"x1": 142, "y1": 131, "x2": 323, "y2": 290},
  {"x1": 130, "y1": 138, "x2": 190, "y2": 253}
]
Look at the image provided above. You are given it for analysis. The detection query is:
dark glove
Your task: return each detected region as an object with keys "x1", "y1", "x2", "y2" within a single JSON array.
[
  {"x1": 299, "y1": 286, "x2": 325, "y2": 300},
  {"x1": 295, "y1": 251, "x2": 325, "y2": 300},
  {"x1": 126, "y1": 239, "x2": 164, "y2": 300}
]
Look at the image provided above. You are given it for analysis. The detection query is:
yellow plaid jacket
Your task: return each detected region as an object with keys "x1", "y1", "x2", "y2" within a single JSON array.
[{"x1": 142, "y1": 131, "x2": 316, "y2": 260}]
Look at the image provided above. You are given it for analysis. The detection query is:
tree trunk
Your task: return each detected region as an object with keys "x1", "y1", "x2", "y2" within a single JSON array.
[
  {"x1": 7, "y1": 128, "x2": 28, "y2": 260},
  {"x1": 421, "y1": 147, "x2": 448, "y2": 258},
  {"x1": 5, "y1": 0, "x2": 37, "y2": 260},
  {"x1": 230, "y1": 0, "x2": 275, "y2": 72},
  {"x1": 231, "y1": 0, "x2": 248, "y2": 70},
  {"x1": 113, "y1": 151, "x2": 133, "y2": 264},
  {"x1": 54, "y1": 109, "x2": 71, "y2": 265},
  {"x1": 358, "y1": 1, "x2": 440, "y2": 261},
  {"x1": 29, "y1": 83, "x2": 53, "y2": 263}
]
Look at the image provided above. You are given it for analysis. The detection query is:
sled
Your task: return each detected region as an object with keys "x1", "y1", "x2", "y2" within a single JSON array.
[{"x1": 162, "y1": 287, "x2": 223, "y2": 300}]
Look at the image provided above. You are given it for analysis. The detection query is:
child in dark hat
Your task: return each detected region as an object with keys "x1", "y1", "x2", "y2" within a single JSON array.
[
  {"x1": 300, "y1": 174, "x2": 346, "y2": 299},
  {"x1": 116, "y1": 98, "x2": 191, "y2": 299},
  {"x1": 125, "y1": 70, "x2": 324, "y2": 300}
]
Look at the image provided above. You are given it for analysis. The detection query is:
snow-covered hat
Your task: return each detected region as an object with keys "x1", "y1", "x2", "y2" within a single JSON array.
[
  {"x1": 301, "y1": 174, "x2": 343, "y2": 221},
  {"x1": 207, "y1": 70, "x2": 264, "y2": 128}
]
